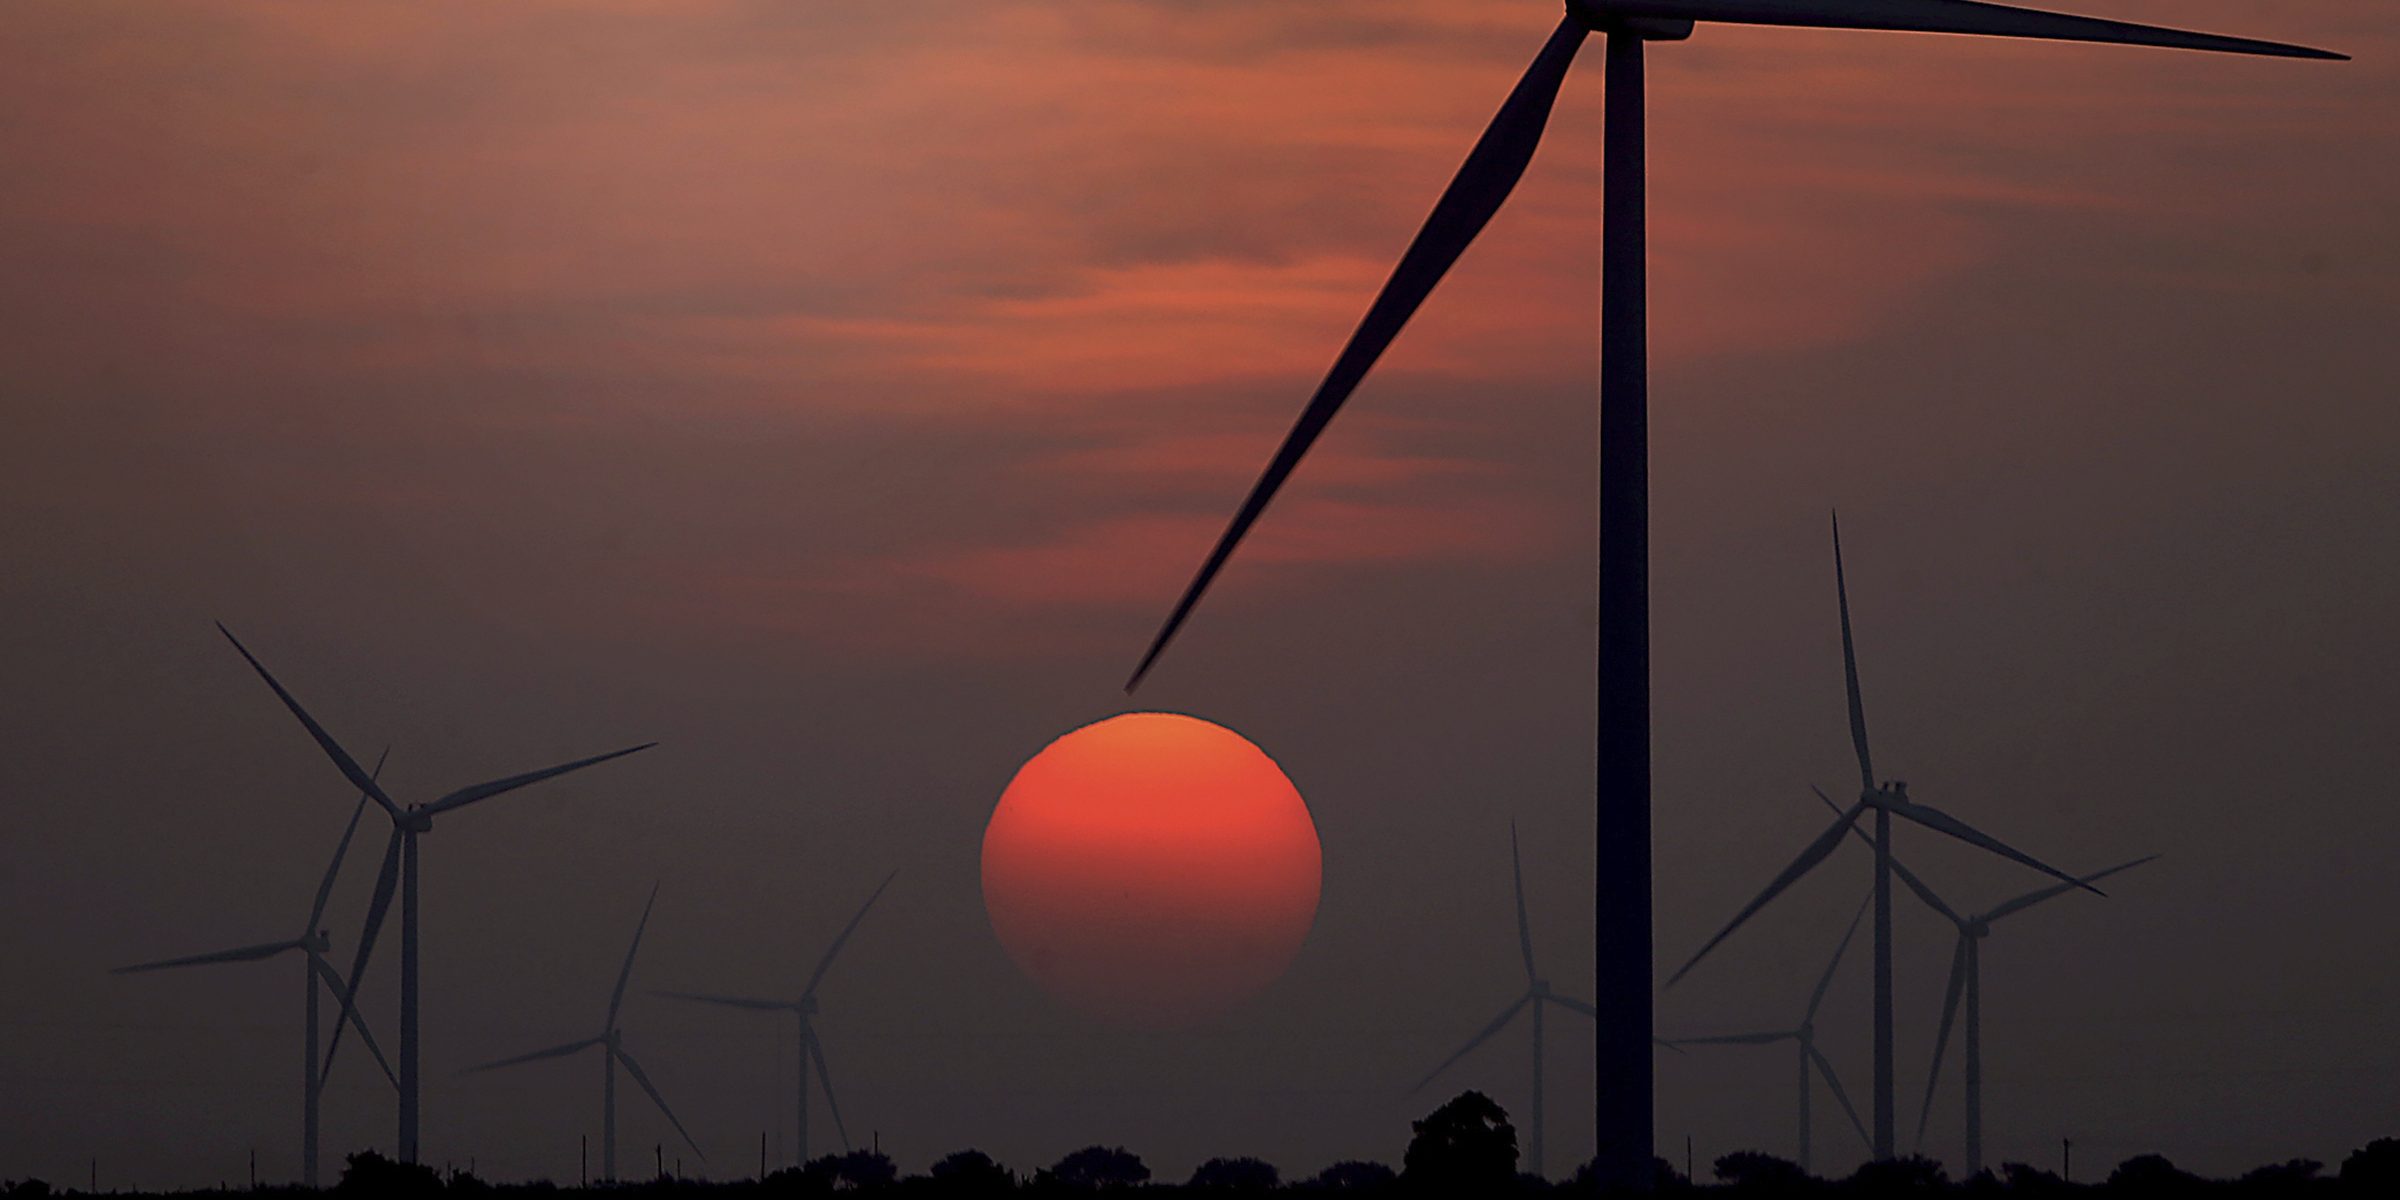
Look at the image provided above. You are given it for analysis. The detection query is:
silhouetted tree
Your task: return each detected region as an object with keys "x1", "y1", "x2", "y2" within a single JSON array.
[
  {"x1": 1308, "y1": 1160, "x2": 1397, "y2": 1191},
  {"x1": 2107, "y1": 1154, "x2": 2200, "y2": 1194},
  {"x1": 929, "y1": 1150, "x2": 1015, "y2": 1190},
  {"x1": 2001, "y1": 1162, "x2": 2066, "y2": 1193},
  {"x1": 1402, "y1": 1090, "x2": 1518, "y2": 1192},
  {"x1": 1851, "y1": 1155, "x2": 1949, "y2": 1194},
  {"x1": 1189, "y1": 1157, "x2": 1279, "y2": 1190},
  {"x1": 801, "y1": 1150, "x2": 897, "y2": 1190},
  {"x1": 4, "y1": 1181, "x2": 51, "y2": 1200},
  {"x1": 1714, "y1": 1151, "x2": 1810, "y2": 1190},
  {"x1": 2238, "y1": 1159, "x2": 2323, "y2": 1191},
  {"x1": 338, "y1": 1150, "x2": 442, "y2": 1195},
  {"x1": 2341, "y1": 1139, "x2": 2400, "y2": 1192},
  {"x1": 1041, "y1": 1146, "x2": 1148, "y2": 1189}
]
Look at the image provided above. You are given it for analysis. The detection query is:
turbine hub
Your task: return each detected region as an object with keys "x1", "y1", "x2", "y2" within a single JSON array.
[
  {"x1": 400, "y1": 808, "x2": 434, "y2": 833},
  {"x1": 1566, "y1": 2, "x2": 1695, "y2": 40},
  {"x1": 306, "y1": 929, "x2": 332, "y2": 954},
  {"x1": 800, "y1": 995, "x2": 820, "y2": 1017}
]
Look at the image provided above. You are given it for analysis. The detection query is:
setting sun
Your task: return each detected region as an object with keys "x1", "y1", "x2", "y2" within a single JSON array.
[{"x1": 981, "y1": 712, "x2": 1322, "y2": 1027}]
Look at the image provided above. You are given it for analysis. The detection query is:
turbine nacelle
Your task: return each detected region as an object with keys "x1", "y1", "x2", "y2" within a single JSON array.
[
  {"x1": 1569, "y1": 3, "x2": 1696, "y2": 39},
  {"x1": 399, "y1": 808, "x2": 435, "y2": 834},
  {"x1": 800, "y1": 995, "x2": 821, "y2": 1017}
]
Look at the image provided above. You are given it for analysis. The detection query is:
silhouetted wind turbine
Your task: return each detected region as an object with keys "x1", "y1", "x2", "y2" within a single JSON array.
[
  {"x1": 466, "y1": 884, "x2": 700, "y2": 1181},
  {"x1": 1120, "y1": 5, "x2": 2338, "y2": 1183},
  {"x1": 115, "y1": 756, "x2": 398, "y2": 1188},
  {"x1": 1412, "y1": 824, "x2": 1631, "y2": 1180},
  {"x1": 656, "y1": 869, "x2": 896, "y2": 1167},
  {"x1": 215, "y1": 623, "x2": 653, "y2": 1164},
  {"x1": 1669, "y1": 518, "x2": 2101, "y2": 1160},
  {"x1": 1904, "y1": 854, "x2": 2159, "y2": 1174},
  {"x1": 1668, "y1": 892, "x2": 1874, "y2": 1176}
]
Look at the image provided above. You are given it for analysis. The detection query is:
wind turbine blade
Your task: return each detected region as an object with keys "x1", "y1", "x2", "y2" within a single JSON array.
[
  {"x1": 607, "y1": 883, "x2": 663, "y2": 1031},
  {"x1": 1667, "y1": 800, "x2": 1868, "y2": 987},
  {"x1": 651, "y1": 990, "x2": 795, "y2": 1012},
  {"x1": 114, "y1": 939, "x2": 302, "y2": 973},
  {"x1": 306, "y1": 748, "x2": 388, "y2": 935},
  {"x1": 308, "y1": 951, "x2": 396, "y2": 1090},
  {"x1": 1983, "y1": 854, "x2": 2160, "y2": 924},
  {"x1": 1408, "y1": 993, "x2": 1533, "y2": 1094},
  {"x1": 1595, "y1": 1, "x2": 2344, "y2": 59},
  {"x1": 1665, "y1": 1031, "x2": 1792, "y2": 1047},
  {"x1": 1550, "y1": 995, "x2": 1599, "y2": 1020},
  {"x1": 1831, "y1": 514, "x2": 1875, "y2": 793},
  {"x1": 806, "y1": 1033, "x2": 851, "y2": 1154},
  {"x1": 1914, "y1": 935, "x2": 1969, "y2": 1151},
  {"x1": 1886, "y1": 797, "x2": 2101, "y2": 895},
  {"x1": 217, "y1": 624, "x2": 406, "y2": 821},
  {"x1": 421, "y1": 743, "x2": 655, "y2": 817},
  {"x1": 1122, "y1": 17, "x2": 1589, "y2": 692},
  {"x1": 323, "y1": 827, "x2": 401, "y2": 1079},
  {"x1": 1511, "y1": 822, "x2": 1537, "y2": 987},
  {"x1": 1814, "y1": 784, "x2": 1960, "y2": 923},
  {"x1": 615, "y1": 1046, "x2": 705, "y2": 1160},
  {"x1": 1808, "y1": 1043, "x2": 1874, "y2": 1154},
  {"x1": 802, "y1": 869, "x2": 899, "y2": 999},
  {"x1": 1804, "y1": 890, "x2": 1873, "y2": 1021},
  {"x1": 462, "y1": 1037, "x2": 604, "y2": 1073}
]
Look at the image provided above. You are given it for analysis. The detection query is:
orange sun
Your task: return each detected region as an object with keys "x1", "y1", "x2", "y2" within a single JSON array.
[{"x1": 981, "y1": 712, "x2": 1323, "y2": 1027}]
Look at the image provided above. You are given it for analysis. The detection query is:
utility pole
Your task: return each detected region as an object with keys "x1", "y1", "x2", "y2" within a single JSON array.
[
  {"x1": 1685, "y1": 1135, "x2": 1694, "y2": 1182},
  {"x1": 2063, "y1": 1138, "x2": 2073, "y2": 1183},
  {"x1": 655, "y1": 1143, "x2": 663, "y2": 1180},
  {"x1": 249, "y1": 1148, "x2": 256, "y2": 1191},
  {"x1": 760, "y1": 1131, "x2": 767, "y2": 1181},
  {"x1": 580, "y1": 1135, "x2": 588, "y2": 1188}
]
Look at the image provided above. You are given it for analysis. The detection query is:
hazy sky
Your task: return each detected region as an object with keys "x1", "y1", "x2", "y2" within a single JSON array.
[{"x1": 4, "y1": 0, "x2": 2396, "y2": 1188}]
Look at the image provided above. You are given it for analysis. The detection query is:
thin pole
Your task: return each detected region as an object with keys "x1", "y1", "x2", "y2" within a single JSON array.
[
  {"x1": 796, "y1": 1012, "x2": 812, "y2": 1167},
  {"x1": 1531, "y1": 997, "x2": 1546, "y2": 1179},
  {"x1": 1965, "y1": 938, "x2": 1985, "y2": 1174},
  {"x1": 304, "y1": 957, "x2": 320, "y2": 1189},
  {"x1": 400, "y1": 828, "x2": 421, "y2": 1165},
  {"x1": 2063, "y1": 1137, "x2": 2072, "y2": 1183},
  {"x1": 604, "y1": 1045, "x2": 618, "y2": 1181},
  {"x1": 1685, "y1": 1134, "x2": 1694, "y2": 1183},
  {"x1": 1873, "y1": 802, "x2": 1894, "y2": 1159},
  {"x1": 761, "y1": 1131, "x2": 767, "y2": 1181},
  {"x1": 1595, "y1": 25, "x2": 1654, "y2": 1191},
  {"x1": 1797, "y1": 1039, "x2": 1812, "y2": 1175},
  {"x1": 580, "y1": 1135, "x2": 587, "y2": 1189}
]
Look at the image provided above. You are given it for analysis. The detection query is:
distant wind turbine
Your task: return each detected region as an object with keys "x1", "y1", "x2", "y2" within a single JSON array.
[
  {"x1": 656, "y1": 869, "x2": 896, "y2": 1167},
  {"x1": 1901, "y1": 852, "x2": 2159, "y2": 1174},
  {"x1": 1412, "y1": 824, "x2": 1651, "y2": 1180},
  {"x1": 1668, "y1": 892, "x2": 1874, "y2": 1176},
  {"x1": 1669, "y1": 517, "x2": 2100, "y2": 1160},
  {"x1": 466, "y1": 884, "x2": 700, "y2": 1181},
  {"x1": 1119, "y1": 4, "x2": 2339, "y2": 1183},
  {"x1": 215, "y1": 623, "x2": 654, "y2": 1164},
  {"x1": 115, "y1": 755, "x2": 398, "y2": 1188}
]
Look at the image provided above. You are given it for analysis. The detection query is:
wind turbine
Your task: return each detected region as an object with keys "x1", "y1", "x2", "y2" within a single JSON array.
[
  {"x1": 1903, "y1": 854, "x2": 2159, "y2": 1174},
  {"x1": 115, "y1": 758, "x2": 398, "y2": 1188},
  {"x1": 1667, "y1": 892, "x2": 1874, "y2": 1176},
  {"x1": 215, "y1": 622, "x2": 654, "y2": 1164},
  {"x1": 655, "y1": 869, "x2": 896, "y2": 1167},
  {"x1": 1410, "y1": 824, "x2": 1627, "y2": 1180},
  {"x1": 1668, "y1": 517, "x2": 2102, "y2": 1160},
  {"x1": 1118, "y1": 4, "x2": 2339, "y2": 1183},
  {"x1": 465, "y1": 884, "x2": 701, "y2": 1182}
]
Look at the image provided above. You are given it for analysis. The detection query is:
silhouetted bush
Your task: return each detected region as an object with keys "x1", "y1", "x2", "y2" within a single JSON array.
[
  {"x1": 2107, "y1": 1154, "x2": 2200, "y2": 1193},
  {"x1": 1402, "y1": 1090, "x2": 1518, "y2": 1192},
  {"x1": 339, "y1": 1150, "x2": 443, "y2": 1195},
  {"x1": 1306, "y1": 1161, "x2": 1396, "y2": 1191},
  {"x1": 1188, "y1": 1157, "x2": 1279, "y2": 1190},
  {"x1": 2001, "y1": 1162, "x2": 2066, "y2": 1193},
  {"x1": 1715, "y1": 1151, "x2": 1810, "y2": 1190},
  {"x1": 796, "y1": 1150, "x2": 896, "y2": 1190},
  {"x1": 2340, "y1": 1139, "x2": 2400, "y2": 1192},
  {"x1": 4, "y1": 1181, "x2": 51, "y2": 1200},
  {"x1": 928, "y1": 1151, "x2": 1015, "y2": 1190},
  {"x1": 1851, "y1": 1156, "x2": 1949, "y2": 1195},
  {"x1": 2238, "y1": 1159, "x2": 2324, "y2": 1191},
  {"x1": 1039, "y1": 1146, "x2": 1148, "y2": 1189}
]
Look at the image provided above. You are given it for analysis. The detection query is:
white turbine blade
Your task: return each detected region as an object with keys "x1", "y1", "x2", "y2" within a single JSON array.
[
  {"x1": 1983, "y1": 854, "x2": 2160, "y2": 924},
  {"x1": 1510, "y1": 822, "x2": 1537, "y2": 987},
  {"x1": 1408, "y1": 993, "x2": 1533, "y2": 1094},
  {"x1": 421, "y1": 743, "x2": 656, "y2": 817},
  {"x1": 462, "y1": 1036, "x2": 603, "y2": 1073},
  {"x1": 324, "y1": 828, "x2": 402, "y2": 1079},
  {"x1": 1807, "y1": 1043, "x2": 1874, "y2": 1154},
  {"x1": 114, "y1": 938, "x2": 301, "y2": 973},
  {"x1": 1813, "y1": 784, "x2": 1961, "y2": 924},
  {"x1": 217, "y1": 624, "x2": 408, "y2": 821},
  {"x1": 1668, "y1": 800, "x2": 1868, "y2": 987},
  {"x1": 1914, "y1": 935, "x2": 1970, "y2": 1151},
  {"x1": 607, "y1": 883, "x2": 662, "y2": 1031},
  {"x1": 307, "y1": 951, "x2": 396, "y2": 1090},
  {"x1": 652, "y1": 990, "x2": 794, "y2": 1012},
  {"x1": 305, "y1": 748, "x2": 387, "y2": 935},
  {"x1": 1804, "y1": 890, "x2": 1873, "y2": 1022},
  {"x1": 802, "y1": 869, "x2": 899, "y2": 999},
  {"x1": 1667, "y1": 1031, "x2": 1792, "y2": 1047},
  {"x1": 615, "y1": 1045, "x2": 705, "y2": 1160},
  {"x1": 1588, "y1": 0, "x2": 2344, "y2": 59},
  {"x1": 806, "y1": 1033, "x2": 851, "y2": 1154},
  {"x1": 1886, "y1": 797, "x2": 2100, "y2": 895},
  {"x1": 1831, "y1": 513, "x2": 1876, "y2": 794}
]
